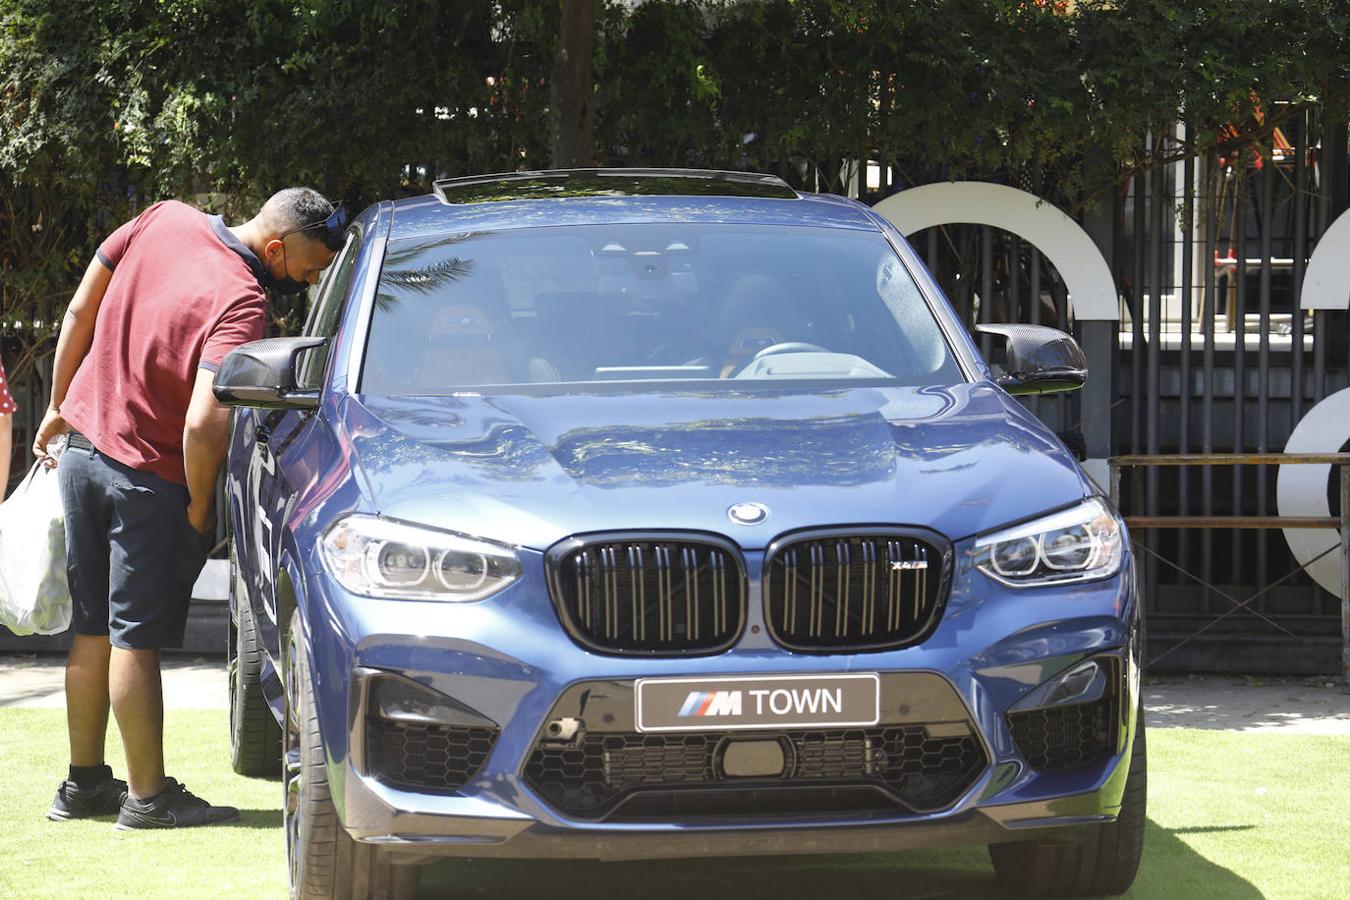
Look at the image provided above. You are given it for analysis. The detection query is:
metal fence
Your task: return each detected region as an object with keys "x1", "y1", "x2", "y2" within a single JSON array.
[
  {"x1": 903, "y1": 109, "x2": 1350, "y2": 674},
  {"x1": 1112, "y1": 113, "x2": 1348, "y2": 674}
]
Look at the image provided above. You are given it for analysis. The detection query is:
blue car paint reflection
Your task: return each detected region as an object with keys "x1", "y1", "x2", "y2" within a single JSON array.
[{"x1": 226, "y1": 187, "x2": 1139, "y2": 855}]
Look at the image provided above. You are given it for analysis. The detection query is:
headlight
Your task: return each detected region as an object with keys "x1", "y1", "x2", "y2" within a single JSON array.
[
  {"x1": 972, "y1": 498, "x2": 1123, "y2": 587},
  {"x1": 321, "y1": 515, "x2": 522, "y2": 601}
]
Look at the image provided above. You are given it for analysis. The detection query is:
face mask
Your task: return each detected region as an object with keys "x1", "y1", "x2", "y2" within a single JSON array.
[
  {"x1": 269, "y1": 275, "x2": 310, "y2": 296},
  {"x1": 265, "y1": 245, "x2": 310, "y2": 295}
]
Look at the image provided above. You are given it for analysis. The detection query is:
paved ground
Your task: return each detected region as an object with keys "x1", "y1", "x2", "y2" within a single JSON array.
[
  {"x1": 0, "y1": 654, "x2": 1346, "y2": 732},
  {"x1": 0, "y1": 655, "x2": 229, "y2": 709},
  {"x1": 1142, "y1": 674, "x2": 1350, "y2": 734}
]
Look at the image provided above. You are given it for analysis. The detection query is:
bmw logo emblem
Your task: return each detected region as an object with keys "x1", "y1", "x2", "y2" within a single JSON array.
[{"x1": 728, "y1": 502, "x2": 770, "y2": 526}]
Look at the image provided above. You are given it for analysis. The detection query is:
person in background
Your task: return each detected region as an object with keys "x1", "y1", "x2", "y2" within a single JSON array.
[
  {"x1": 0, "y1": 351, "x2": 14, "y2": 498},
  {"x1": 32, "y1": 189, "x2": 340, "y2": 829}
]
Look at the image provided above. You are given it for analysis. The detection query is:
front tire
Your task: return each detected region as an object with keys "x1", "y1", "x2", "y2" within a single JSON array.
[
  {"x1": 229, "y1": 558, "x2": 281, "y2": 777},
  {"x1": 283, "y1": 612, "x2": 419, "y2": 900},
  {"x1": 989, "y1": 709, "x2": 1147, "y2": 897}
]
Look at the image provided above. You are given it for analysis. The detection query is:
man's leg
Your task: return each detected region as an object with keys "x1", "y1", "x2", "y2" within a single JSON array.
[
  {"x1": 47, "y1": 631, "x2": 126, "y2": 820},
  {"x1": 109, "y1": 646, "x2": 166, "y2": 799},
  {"x1": 101, "y1": 457, "x2": 235, "y2": 827},
  {"x1": 47, "y1": 443, "x2": 128, "y2": 821},
  {"x1": 111, "y1": 637, "x2": 237, "y2": 827},
  {"x1": 65, "y1": 633, "x2": 112, "y2": 766}
]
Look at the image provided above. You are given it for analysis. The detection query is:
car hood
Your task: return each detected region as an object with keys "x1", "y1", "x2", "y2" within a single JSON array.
[{"x1": 340, "y1": 384, "x2": 1094, "y2": 551}]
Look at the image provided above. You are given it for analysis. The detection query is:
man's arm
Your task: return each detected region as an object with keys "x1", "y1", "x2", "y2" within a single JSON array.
[
  {"x1": 183, "y1": 367, "x2": 231, "y2": 534},
  {"x1": 32, "y1": 257, "x2": 115, "y2": 463}
]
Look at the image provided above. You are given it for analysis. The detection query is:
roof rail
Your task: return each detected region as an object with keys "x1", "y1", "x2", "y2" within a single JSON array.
[{"x1": 431, "y1": 168, "x2": 798, "y2": 204}]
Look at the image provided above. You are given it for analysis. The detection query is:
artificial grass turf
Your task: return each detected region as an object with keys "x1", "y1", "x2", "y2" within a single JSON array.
[
  {"x1": 0, "y1": 709, "x2": 1346, "y2": 899},
  {"x1": 0, "y1": 709, "x2": 287, "y2": 900}
]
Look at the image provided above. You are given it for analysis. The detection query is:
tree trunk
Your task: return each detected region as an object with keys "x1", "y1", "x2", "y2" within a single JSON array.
[{"x1": 550, "y1": 0, "x2": 596, "y2": 169}]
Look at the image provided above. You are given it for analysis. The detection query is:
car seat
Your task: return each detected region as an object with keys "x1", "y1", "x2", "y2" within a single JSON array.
[
  {"x1": 716, "y1": 273, "x2": 810, "y2": 376},
  {"x1": 419, "y1": 303, "x2": 509, "y2": 387}
]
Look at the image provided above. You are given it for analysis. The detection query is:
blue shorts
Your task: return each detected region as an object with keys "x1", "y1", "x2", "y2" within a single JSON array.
[{"x1": 58, "y1": 433, "x2": 209, "y2": 649}]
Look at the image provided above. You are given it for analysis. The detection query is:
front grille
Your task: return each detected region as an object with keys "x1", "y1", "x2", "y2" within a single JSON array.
[
  {"x1": 765, "y1": 531, "x2": 948, "y2": 651},
  {"x1": 547, "y1": 535, "x2": 745, "y2": 654},
  {"x1": 367, "y1": 719, "x2": 498, "y2": 793},
  {"x1": 523, "y1": 725, "x2": 986, "y2": 820},
  {"x1": 1007, "y1": 696, "x2": 1115, "y2": 771}
]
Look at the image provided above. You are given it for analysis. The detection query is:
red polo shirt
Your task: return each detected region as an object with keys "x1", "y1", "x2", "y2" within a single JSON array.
[{"x1": 61, "y1": 200, "x2": 267, "y2": 485}]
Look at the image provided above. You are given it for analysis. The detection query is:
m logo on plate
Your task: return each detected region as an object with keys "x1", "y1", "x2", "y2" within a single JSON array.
[{"x1": 679, "y1": 690, "x2": 744, "y2": 717}]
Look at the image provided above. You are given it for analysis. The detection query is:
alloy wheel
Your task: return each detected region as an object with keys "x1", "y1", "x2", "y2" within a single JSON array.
[
  {"x1": 226, "y1": 621, "x2": 239, "y2": 742},
  {"x1": 226, "y1": 556, "x2": 239, "y2": 746},
  {"x1": 282, "y1": 631, "x2": 303, "y2": 895}
]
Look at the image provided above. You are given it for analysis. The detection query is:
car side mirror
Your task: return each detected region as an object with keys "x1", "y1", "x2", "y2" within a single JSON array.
[
  {"x1": 975, "y1": 324, "x2": 1087, "y2": 396},
  {"x1": 213, "y1": 336, "x2": 327, "y2": 409}
]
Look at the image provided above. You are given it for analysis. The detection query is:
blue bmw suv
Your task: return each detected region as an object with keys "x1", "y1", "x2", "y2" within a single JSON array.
[{"x1": 217, "y1": 169, "x2": 1143, "y2": 899}]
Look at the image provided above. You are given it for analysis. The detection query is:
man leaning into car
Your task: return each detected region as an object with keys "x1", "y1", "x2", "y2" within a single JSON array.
[{"x1": 32, "y1": 188, "x2": 339, "y2": 829}]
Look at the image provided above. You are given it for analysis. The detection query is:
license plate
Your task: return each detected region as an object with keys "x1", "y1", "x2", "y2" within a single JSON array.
[{"x1": 635, "y1": 673, "x2": 880, "y2": 733}]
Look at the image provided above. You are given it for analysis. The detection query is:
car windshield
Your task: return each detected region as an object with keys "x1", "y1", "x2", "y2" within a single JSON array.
[{"x1": 360, "y1": 223, "x2": 964, "y2": 394}]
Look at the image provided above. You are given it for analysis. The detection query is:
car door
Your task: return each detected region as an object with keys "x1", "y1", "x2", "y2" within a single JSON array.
[{"x1": 234, "y1": 229, "x2": 363, "y2": 663}]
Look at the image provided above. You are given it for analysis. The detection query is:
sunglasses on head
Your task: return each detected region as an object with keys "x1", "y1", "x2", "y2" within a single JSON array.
[{"x1": 282, "y1": 205, "x2": 348, "y2": 251}]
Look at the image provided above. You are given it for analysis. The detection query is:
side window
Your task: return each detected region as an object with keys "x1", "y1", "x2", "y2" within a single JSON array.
[{"x1": 297, "y1": 232, "x2": 360, "y2": 389}]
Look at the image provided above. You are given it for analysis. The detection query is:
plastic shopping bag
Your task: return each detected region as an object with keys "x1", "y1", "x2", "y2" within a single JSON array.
[{"x1": 0, "y1": 461, "x2": 71, "y2": 635}]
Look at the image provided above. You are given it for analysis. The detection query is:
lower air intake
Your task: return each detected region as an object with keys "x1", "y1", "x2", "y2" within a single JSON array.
[
  {"x1": 1007, "y1": 696, "x2": 1116, "y2": 771},
  {"x1": 367, "y1": 720, "x2": 498, "y2": 793},
  {"x1": 523, "y1": 725, "x2": 986, "y2": 821}
]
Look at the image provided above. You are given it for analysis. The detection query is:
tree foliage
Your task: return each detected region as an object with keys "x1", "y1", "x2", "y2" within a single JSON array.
[{"x1": 2, "y1": 0, "x2": 1348, "y2": 379}]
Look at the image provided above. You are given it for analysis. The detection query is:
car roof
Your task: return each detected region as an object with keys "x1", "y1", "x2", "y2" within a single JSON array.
[{"x1": 385, "y1": 168, "x2": 880, "y2": 240}]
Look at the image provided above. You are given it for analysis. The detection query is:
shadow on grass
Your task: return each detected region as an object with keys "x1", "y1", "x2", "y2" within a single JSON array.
[
  {"x1": 0, "y1": 683, "x2": 68, "y2": 708},
  {"x1": 233, "y1": 808, "x2": 283, "y2": 829},
  {"x1": 1167, "y1": 825, "x2": 1256, "y2": 836},
  {"x1": 415, "y1": 819, "x2": 1263, "y2": 899}
]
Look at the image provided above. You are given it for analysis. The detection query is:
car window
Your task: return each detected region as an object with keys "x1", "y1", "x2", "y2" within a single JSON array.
[
  {"x1": 298, "y1": 231, "x2": 360, "y2": 389},
  {"x1": 360, "y1": 224, "x2": 963, "y2": 394}
]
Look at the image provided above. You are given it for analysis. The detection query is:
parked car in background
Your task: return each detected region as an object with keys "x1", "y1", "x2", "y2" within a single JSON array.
[{"x1": 218, "y1": 169, "x2": 1143, "y2": 899}]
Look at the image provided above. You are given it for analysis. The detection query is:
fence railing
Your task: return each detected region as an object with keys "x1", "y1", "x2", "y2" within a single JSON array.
[{"x1": 1110, "y1": 453, "x2": 1350, "y2": 682}]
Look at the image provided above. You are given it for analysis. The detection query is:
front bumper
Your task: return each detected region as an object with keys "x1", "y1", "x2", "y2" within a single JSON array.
[
  {"x1": 300, "y1": 546, "x2": 1140, "y2": 861},
  {"x1": 361, "y1": 793, "x2": 1115, "y2": 865},
  {"x1": 341, "y1": 662, "x2": 1136, "y2": 863}
]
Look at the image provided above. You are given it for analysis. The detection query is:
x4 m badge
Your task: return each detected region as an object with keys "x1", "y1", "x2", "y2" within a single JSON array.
[{"x1": 891, "y1": 559, "x2": 929, "y2": 571}]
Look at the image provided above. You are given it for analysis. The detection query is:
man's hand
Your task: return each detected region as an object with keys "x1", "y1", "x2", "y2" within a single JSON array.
[
  {"x1": 32, "y1": 407, "x2": 69, "y2": 468},
  {"x1": 187, "y1": 500, "x2": 215, "y2": 536}
]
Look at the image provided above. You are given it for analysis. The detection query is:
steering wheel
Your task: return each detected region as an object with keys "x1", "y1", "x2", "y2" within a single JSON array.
[
  {"x1": 728, "y1": 341, "x2": 829, "y2": 377},
  {"x1": 752, "y1": 342, "x2": 828, "y2": 359}
]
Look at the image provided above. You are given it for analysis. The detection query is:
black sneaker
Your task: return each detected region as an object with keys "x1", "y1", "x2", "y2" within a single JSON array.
[
  {"x1": 115, "y1": 778, "x2": 240, "y2": 830},
  {"x1": 47, "y1": 777, "x2": 129, "y2": 821}
]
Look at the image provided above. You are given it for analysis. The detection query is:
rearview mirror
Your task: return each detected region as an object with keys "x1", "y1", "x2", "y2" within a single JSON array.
[
  {"x1": 212, "y1": 336, "x2": 327, "y2": 409},
  {"x1": 975, "y1": 324, "x2": 1087, "y2": 396}
]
